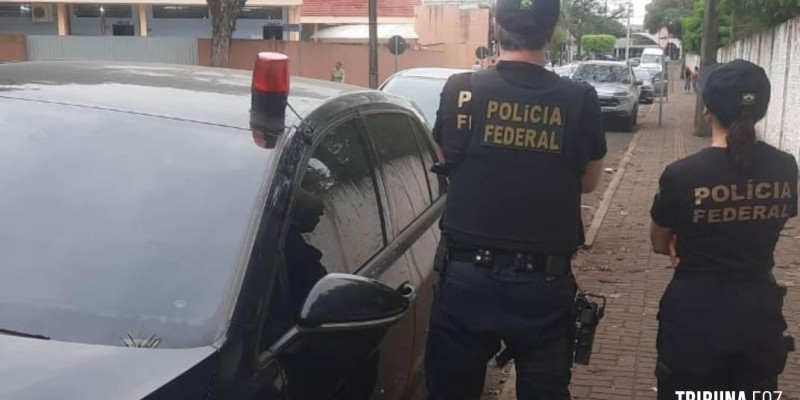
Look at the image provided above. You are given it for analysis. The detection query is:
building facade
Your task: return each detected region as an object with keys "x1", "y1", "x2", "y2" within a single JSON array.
[{"x1": 0, "y1": 0, "x2": 301, "y2": 40}]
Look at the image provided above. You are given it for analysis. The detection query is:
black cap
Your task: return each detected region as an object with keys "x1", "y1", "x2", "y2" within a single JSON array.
[
  {"x1": 495, "y1": 0, "x2": 560, "y2": 37},
  {"x1": 699, "y1": 59, "x2": 771, "y2": 126}
]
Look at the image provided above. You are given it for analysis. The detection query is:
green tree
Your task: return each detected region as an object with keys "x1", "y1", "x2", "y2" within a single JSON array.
[
  {"x1": 582, "y1": 34, "x2": 617, "y2": 54},
  {"x1": 644, "y1": 0, "x2": 695, "y2": 39},
  {"x1": 562, "y1": 0, "x2": 627, "y2": 56},
  {"x1": 722, "y1": 0, "x2": 800, "y2": 40},
  {"x1": 681, "y1": 0, "x2": 731, "y2": 53}
]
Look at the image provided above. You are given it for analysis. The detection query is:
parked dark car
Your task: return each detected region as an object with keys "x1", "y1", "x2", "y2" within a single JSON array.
[
  {"x1": 379, "y1": 67, "x2": 469, "y2": 128},
  {"x1": 0, "y1": 57, "x2": 443, "y2": 400}
]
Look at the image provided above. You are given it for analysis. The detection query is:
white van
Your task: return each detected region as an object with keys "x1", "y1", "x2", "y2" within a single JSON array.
[{"x1": 640, "y1": 48, "x2": 664, "y2": 70}]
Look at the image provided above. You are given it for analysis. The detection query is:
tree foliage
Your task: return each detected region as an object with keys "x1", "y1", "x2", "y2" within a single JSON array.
[
  {"x1": 581, "y1": 34, "x2": 617, "y2": 54},
  {"x1": 721, "y1": 0, "x2": 800, "y2": 40},
  {"x1": 644, "y1": 0, "x2": 694, "y2": 38},
  {"x1": 680, "y1": 0, "x2": 731, "y2": 53},
  {"x1": 561, "y1": 0, "x2": 627, "y2": 56}
]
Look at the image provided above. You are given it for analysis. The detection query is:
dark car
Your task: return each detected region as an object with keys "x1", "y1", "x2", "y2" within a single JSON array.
[
  {"x1": 0, "y1": 56, "x2": 443, "y2": 400},
  {"x1": 379, "y1": 67, "x2": 469, "y2": 128}
]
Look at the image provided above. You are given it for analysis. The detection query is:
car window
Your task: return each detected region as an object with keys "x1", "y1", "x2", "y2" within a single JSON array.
[
  {"x1": 410, "y1": 120, "x2": 442, "y2": 200},
  {"x1": 295, "y1": 118, "x2": 386, "y2": 275},
  {"x1": 574, "y1": 64, "x2": 632, "y2": 84},
  {"x1": 381, "y1": 76, "x2": 447, "y2": 127},
  {"x1": 0, "y1": 100, "x2": 272, "y2": 349},
  {"x1": 364, "y1": 113, "x2": 432, "y2": 232}
]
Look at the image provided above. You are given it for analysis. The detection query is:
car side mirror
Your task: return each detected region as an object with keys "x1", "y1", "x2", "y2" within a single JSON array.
[
  {"x1": 299, "y1": 273, "x2": 411, "y2": 328},
  {"x1": 635, "y1": 80, "x2": 644, "y2": 86},
  {"x1": 270, "y1": 274, "x2": 413, "y2": 357}
]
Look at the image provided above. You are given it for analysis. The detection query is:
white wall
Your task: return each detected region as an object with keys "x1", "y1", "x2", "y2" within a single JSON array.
[{"x1": 715, "y1": 17, "x2": 800, "y2": 163}]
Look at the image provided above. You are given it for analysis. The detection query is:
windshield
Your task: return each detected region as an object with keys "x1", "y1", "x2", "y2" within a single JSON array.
[
  {"x1": 641, "y1": 54, "x2": 663, "y2": 65},
  {"x1": 573, "y1": 64, "x2": 632, "y2": 84},
  {"x1": 381, "y1": 75, "x2": 448, "y2": 127},
  {"x1": 0, "y1": 99, "x2": 273, "y2": 348}
]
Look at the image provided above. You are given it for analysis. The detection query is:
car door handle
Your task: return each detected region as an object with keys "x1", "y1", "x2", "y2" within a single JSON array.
[{"x1": 397, "y1": 282, "x2": 416, "y2": 301}]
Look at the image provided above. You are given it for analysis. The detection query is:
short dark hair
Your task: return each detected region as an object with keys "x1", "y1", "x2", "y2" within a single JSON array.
[{"x1": 497, "y1": 25, "x2": 551, "y2": 51}]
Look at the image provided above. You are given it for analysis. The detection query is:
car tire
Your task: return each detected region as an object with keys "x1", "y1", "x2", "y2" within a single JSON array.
[{"x1": 623, "y1": 108, "x2": 637, "y2": 132}]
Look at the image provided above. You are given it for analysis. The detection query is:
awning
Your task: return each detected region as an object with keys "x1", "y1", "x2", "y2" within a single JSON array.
[{"x1": 311, "y1": 23, "x2": 419, "y2": 40}]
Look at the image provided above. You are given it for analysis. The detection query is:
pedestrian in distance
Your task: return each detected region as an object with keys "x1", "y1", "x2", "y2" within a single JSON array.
[
  {"x1": 331, "y1": 61, "x2": 345, "y2": 84},
  {"x1": 650, "y1": 59, "x2": 797, "y2": 399},
  {"x1": 684, "y1": 67, "x2": 692, "y2": 92},
  {"x1": 424, "y1": 0, "x2": 607, "y2": 397},
  {"x1": 692, "y1": 66, "x2": 700, "y2": 93}
]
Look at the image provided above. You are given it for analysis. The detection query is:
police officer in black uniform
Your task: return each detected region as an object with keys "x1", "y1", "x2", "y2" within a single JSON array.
[
  {"x1": 650, "y1": 60, "x2": 797, "y2": 397},
  {"x1": 424, "y1": 0, "x2": 607, "y2": 398}
]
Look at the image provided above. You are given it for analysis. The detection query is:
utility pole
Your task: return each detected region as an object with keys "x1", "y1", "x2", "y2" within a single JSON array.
[
  {"x1": 693, "y1": 0, "x2": 718, "y2": 137},
  {"x1": 625, "y1": 2, "x2": 632, "y2": 60},
  {"x1": 368, "y1": 0, "x2": 378, "y2": 89}
]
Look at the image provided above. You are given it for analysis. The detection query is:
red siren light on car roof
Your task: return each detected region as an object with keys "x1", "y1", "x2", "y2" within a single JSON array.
[
  {"x1": 250, "y1": 52, "x2": 290, "y2": 149},
  {"x1": 252, "y1": 52, "x2": 290, "y2": 95}
]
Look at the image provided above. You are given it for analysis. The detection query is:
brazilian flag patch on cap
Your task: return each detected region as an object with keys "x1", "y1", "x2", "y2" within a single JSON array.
[
  {"x1": 520, "y1": 0, "x2": 533, "y2": 11},
  {"x1": 742, "y1": 92, "x2": 757, "y2": 106}
]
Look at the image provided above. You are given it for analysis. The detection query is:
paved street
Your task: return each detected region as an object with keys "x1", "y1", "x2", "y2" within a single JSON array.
[{"x1": 494, "y1": 89, "x2": 800, "y2": 399}]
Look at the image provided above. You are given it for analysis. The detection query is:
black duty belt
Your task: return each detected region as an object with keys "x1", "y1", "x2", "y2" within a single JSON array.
[{"x1": 447, "y1": 248, "x2": 571, "y2": 277}]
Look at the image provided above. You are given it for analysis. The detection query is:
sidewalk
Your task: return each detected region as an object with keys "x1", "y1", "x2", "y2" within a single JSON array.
[{"x1": 499, "y1": 90, "x2": 800, "y2": 399}]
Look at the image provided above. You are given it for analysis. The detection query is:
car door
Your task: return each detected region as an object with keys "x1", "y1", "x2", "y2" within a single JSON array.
[
  {"x1": 361, "y1": 110, "x2": 443, "y2": 400},
  {"x1": 258, "y1": 113, "x2": 415, "y2": 400}
]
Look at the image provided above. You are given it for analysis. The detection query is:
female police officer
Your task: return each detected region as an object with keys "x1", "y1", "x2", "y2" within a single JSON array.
[{"x1": 650, "y1": 59, "x2": 797, "y2": 397}]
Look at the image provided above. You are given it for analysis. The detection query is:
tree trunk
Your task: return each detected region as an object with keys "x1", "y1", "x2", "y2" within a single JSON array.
[{"x1": 208, "y1": 0, "x2": 245, "y2": 68}]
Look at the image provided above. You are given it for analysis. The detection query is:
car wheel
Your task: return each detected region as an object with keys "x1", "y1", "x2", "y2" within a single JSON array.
[{"x1": 624, "y1": 108, "x2": 637, "y2": 132}]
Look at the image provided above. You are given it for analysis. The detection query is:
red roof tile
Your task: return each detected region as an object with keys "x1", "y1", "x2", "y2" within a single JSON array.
[{"x1": 301, "y1": 0, "x2": 419, "y2": 18}]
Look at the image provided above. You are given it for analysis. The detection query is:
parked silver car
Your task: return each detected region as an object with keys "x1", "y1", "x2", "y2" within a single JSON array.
[{"x1": 572, "y1": 61, "x2": 642, "y2": 132}]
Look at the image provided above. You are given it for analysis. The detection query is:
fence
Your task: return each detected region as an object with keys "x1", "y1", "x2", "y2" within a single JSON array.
[
  {"x1": 26, "y1": 36, "x2": 199, "y2": 65},
  {"x1": 713, "y1": 17, "x2": 800, "y2": 162}
]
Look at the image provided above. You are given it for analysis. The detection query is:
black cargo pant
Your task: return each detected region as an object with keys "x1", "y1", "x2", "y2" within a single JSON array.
[
  {"x1": 424, "y1": 260, "x2": 576, "y2": 400},
  {"x1": 656, "y1": 272, "x2": 791, "y2": 399}
]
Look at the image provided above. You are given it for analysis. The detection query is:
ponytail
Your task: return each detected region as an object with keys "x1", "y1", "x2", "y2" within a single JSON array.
[{"x1": 725, "y1": 117, "x2": 757, "y2": 174}]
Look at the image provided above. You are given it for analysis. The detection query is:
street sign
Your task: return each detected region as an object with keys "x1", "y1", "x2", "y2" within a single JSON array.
[
  {"x1": 388, "y1": 35, "x2": 407, "y2": 56},
  {"x1": 282, "y1": 23, "x2": 302, "y2": 33},
  {"x1": 658, "y1": 26, "x2": 670, "y2": 50},
  {"x1": 475, "y1": 46, "x2": 491, "y2": 60}
]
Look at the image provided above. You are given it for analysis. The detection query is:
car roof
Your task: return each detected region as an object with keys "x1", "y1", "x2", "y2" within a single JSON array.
[
  {"x1": 390, "y1": 67, "x2": 471, "y2": 80},
  {"x1": 579, "y1": 60, "x2": 628, "y2": 66},
  {"x1": 0, "y1": 61, "x2": 365, "y2": 130}
]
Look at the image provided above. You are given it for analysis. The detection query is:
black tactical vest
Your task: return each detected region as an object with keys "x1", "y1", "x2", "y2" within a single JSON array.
[{"x1": 442, "y1": 68, "x2": 592, "y2": 255}]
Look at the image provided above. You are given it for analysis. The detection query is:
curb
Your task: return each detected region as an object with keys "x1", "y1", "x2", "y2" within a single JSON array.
[{"x1": 584, "y1": 101, "x2": 657, "y2": 248}]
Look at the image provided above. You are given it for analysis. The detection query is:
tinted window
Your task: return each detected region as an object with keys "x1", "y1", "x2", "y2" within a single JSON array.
[
  {"x1": 574, "y1": 64, "x2": 632, "y2": 84},
  {"x1": 381, "y1": 76, "x2": 447, "y2": 127},
  {"x1": 365, "y1": 113, "x2": 431, "y2": 232},
  {"x1": 73, "y1": 4, "x2": 132, "y2": 18},
  {"x1": 0, "y1": 3, "x2": 30, "y2": 17},
  {"x1": 0, "y1": 100, "x2": 273, "y2": 348},
  {"x1": 152, "y1": 5, "x2": 207, "y2": 18},
  {"x1": 410, "y1": 121, "x2": 441, "y2": 200},
  {"x1": 297, "y1": 119, "x2": 385, "y2": 274}
]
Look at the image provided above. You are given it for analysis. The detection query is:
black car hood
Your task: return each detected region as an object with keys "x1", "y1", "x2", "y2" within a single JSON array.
[{"x1": 0, "y1": 335, "x2": 217, "y2": 400}]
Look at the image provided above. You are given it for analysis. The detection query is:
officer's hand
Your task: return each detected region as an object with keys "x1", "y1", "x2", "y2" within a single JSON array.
[{"x1": 669, "y1": 235, "x2": 680, "y2": 268}]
